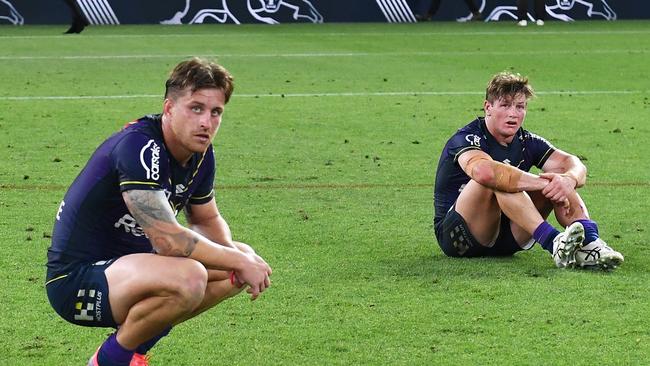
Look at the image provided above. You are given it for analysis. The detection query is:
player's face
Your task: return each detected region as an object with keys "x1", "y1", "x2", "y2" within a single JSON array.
[
  {"x1": 484, "y1": 94, "x2": 527, "y2": 143},
  {"x1": 164, "y1": 87, "x2": 226, "y2": 162}
]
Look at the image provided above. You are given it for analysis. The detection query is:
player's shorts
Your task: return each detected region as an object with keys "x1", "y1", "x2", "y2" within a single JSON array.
[
  {"x1": 435, "y1": 207, "x2": 525, "y2": 257},
  {"x1": 45, "y1": 259, "x2": 117, "y2": 328}
]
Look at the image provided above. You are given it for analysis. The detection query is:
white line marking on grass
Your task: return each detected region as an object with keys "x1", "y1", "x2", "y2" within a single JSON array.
[
  {"x1": 1, "y1": 29, "x2": 650, "y2": 40},
  {"x1": 0, "y1": 49, "x2": 647, "y2": 60},
  {"x1": 1, "y1": 90, "x2": 645, "y2": 101}
]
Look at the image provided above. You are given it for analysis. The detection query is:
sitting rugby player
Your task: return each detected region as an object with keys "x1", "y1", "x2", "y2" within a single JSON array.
[{"x1": 433, "y1": 71, "x2": 623, "y2": 269}]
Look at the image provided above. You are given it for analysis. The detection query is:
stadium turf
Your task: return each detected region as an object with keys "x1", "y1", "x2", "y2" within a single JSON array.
[{"x1": 0, "y1": 20, "x2": 649, "y2": 365}]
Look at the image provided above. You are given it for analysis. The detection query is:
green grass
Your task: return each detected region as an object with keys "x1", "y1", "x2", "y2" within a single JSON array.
[{"x1": 1, "y1": 21, "x2": 649, "y2": 365}]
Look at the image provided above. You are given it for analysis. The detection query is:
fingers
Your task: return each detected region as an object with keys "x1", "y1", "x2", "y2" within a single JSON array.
[
  {"x1": 246, "y1": 285, "x2": 260, "y2": 300},
  {"x1": 245, "y1": 274, "x2": 271, "y2": 301},
  {"x1": 234, "y1": 252, "x2": 272, "y2": 300},
  {"x1": 542, "y1": 182, "x2": 572, "y2": 203}
]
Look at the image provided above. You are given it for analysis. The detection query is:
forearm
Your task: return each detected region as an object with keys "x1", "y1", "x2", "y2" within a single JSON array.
[
  {"x1": 561, "y1": 165, "x2": 586, "y2": 188},
  {"x1": 542, "y1": 151, "x2": 587, "y2": 189},
  {"x1": 190, "y1": 215, "x2": 235, "y2": 249},
  {"x1": 189, "y1": 234, "x2": 247, "y2": 270},
  {"x1": 465, "y1": 155, "x2": 548, "y2": 193},
  {"x1": 123, "y1": 190, "x2": 244, "y2": 269},
  {"x1": 511, "y1": 171, "x2": 549, "y2": 192},
  {"x1": 152, "y1": 223, "x2": 247, "y2": 270}
]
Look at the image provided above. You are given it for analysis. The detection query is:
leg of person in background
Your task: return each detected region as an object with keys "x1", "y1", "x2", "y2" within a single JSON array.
[
  {"x1": 63, "y1": 0, "x2": 89, "y2": 34},
  {"x1": 535, "y1": 0, "x2": 546, "y2": 25},
  {"x1": 416, "y1": 0, "x2": 442, "y2": 21},
  {"x1": 516, "y1": 0, "x2": 528, "y2": 26},
  {"x1": 463, "y1": 0, "x2": 483, "y2": 21}
]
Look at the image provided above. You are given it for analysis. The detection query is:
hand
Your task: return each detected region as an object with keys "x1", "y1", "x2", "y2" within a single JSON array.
[
  {"x1": 234, "y1": 242, "x2": 272, "y2": 278},
  {"x1": 539, "y1": 172, "x2": 576, "y2": 212},
  {"x1": 234, "y1": 252, "x2": 272, "y2": 300}
]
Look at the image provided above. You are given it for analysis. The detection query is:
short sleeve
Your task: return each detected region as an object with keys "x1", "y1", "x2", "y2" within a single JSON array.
[
  {"x1": 527, "y1": 132, "x2": 556, "y2": 168},
  {"x1": 112, "y1": 133, "x2": 169, "y2": 192},
  {"x1": 448, "y1": 130, "x2": 485, "y2": 163},
  {"x1": 188, "y1": 147, "x2": 215, "y2": 205}
]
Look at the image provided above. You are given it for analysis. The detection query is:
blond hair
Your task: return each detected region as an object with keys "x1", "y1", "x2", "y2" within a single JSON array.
[{"x1": 485, "y1": 71, "x2": 534, "y2": 103}]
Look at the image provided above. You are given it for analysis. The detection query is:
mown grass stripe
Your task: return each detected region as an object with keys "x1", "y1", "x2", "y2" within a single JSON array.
[
  {"x1": 0, "y1": 89, "x2": 645, "y2": 101},
  {"x1": 2, "y1": 181, "x2": 647, "y2": 191}
]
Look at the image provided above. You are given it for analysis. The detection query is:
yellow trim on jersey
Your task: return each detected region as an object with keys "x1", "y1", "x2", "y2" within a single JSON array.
[
  {"x1": 187, "y1": 150, "x2": 207, "y2": 187},
  {"x1": 119, "y1": 181, "x2": 161, "y2": 187},
  {"x1": 191, "y1": 190, "x2": 214, "y2": 201},
  {"x1": 453, "y1": 146, "x2": 481, "y2": 162},
  {"x1": 45, "y1": 274, "x2": 68, "y2": 286},
  {"x1": 536, "y1": 147, "x2": 555, "y2": 168}
]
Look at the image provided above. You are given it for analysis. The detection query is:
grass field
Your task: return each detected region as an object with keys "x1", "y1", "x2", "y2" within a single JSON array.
[{"x1": 0, "y1": 20, "x2": 649, "y2": 365}]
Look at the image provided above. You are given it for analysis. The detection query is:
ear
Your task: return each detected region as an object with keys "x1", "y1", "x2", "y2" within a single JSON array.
[
  {"x1": 163, "y1": 98, "x2": 174, "y2": 117},
  {"x1": 483, "y1": 100, "x2": 491, "y2": 116}
]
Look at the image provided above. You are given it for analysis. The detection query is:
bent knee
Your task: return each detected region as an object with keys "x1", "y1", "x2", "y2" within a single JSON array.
[{"x1": 168, "y1": 260, "x2": 208, "y2": 308}]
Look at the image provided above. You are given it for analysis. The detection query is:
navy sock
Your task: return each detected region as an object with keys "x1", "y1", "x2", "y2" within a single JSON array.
[
  {"x1": 135, "y1": 326, "x2": 172, "y2": 355},
  {"x1": 576, "y1": 219, "x2": 599, "y2": 243},
  {"x1": 533, "y1": 222, "x2": 560, "y2": 253},
  {"x1": 97, "y1": 333, "x2": 133, "y2": 366}
]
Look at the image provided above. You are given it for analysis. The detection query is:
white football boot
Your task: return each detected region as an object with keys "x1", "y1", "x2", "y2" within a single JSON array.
[
  {"x1": 552, "y1": 222, "x2": 585, "y2": 268},
  {"x1": 574, "y1": 238, "x2": 624, "y2": 270}
]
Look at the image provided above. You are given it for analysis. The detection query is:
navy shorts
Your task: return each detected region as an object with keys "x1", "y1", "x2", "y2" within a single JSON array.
[
  {"x1": 435, "y1": 208, "x2": 524, "y2": 257},
  {"x1": 46, "y1": 259, "x2": 117, "y2": 328}
]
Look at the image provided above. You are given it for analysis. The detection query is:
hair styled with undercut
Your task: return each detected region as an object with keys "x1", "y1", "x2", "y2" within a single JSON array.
[
  {"x1": 485, "y1": 71, "x2": 535, "y2": 103},
  {"x1": 164, "y1": 57, "x2": 234, "y2": 103}
]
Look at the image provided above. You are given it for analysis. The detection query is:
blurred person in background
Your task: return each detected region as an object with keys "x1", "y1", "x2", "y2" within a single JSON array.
[
  {"x1": 416, "y1": 0, "x2": 483, "y2": 21},
  {"x1": 517, "y1": 0, "x2": 547, "y2": 26}
]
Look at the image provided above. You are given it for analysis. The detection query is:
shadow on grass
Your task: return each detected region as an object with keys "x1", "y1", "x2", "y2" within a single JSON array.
[{"x1": 380, "y1": 246, "x2": 561, "y2": 283}]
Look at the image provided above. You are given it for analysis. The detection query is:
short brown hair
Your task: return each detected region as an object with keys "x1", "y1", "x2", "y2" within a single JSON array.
[
  {"x1": 485, "y1": 71, "x2": 534, "y2": 103},
  {"x1": 165, "y1": 57, "x2": 234, "y2": 103}
]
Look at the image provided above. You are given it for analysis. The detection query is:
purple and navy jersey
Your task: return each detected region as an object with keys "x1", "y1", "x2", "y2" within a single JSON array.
[
  {"x1": 433, "y1": 117, "x2": 555, "y2": 232},
  {"x1": 47, "y1": 114, "x2": 215, "y2": 276}
]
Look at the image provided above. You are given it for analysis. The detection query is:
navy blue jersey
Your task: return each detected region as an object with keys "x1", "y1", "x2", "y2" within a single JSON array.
[
  {"x1": 433, "y1": 117, "x2": 555, "y2": 232},
  {"x1": 47, "y1": 114, "x2": 215, "y2": 277}
]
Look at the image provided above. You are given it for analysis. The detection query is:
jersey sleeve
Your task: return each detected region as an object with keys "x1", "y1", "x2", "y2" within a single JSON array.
[
  {"x1": 527, "y1": 132, "x2": 556, "y2": 169},
  {"x1": 448, "y1": 130, "x2": 486, "y2": 163},
  {"x1": 188, "y1": 147, "x2": 215, "y2": 205},
  {"x1": 112, "y1": 132, "x2": 169, "y2": 192}
]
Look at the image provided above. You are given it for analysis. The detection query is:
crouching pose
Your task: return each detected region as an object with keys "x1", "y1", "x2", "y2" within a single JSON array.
[
  {"x1": 433, "y1": 71, "x2": 623, "y2": 269},
  {"x1": 46, "y1": 58, "x2": 272, "y2": 366}
]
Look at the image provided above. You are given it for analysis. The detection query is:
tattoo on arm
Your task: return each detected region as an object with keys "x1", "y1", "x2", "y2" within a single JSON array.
[{"x1": 123, "y1": 190, "x2": 199, "y2": 257}]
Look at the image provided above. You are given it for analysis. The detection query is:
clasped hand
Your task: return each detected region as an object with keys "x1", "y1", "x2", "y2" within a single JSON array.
[
  {"x1": 233, "y1": 252, "x2": 272, "y2": 300},
  {"x1": 539, "y1": 172, "x2": 577, "y2": 213}
]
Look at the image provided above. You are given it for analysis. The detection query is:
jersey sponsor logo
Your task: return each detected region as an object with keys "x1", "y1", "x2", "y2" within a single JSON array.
[
  {"x1": 140, "y1": 139, "x2": 161, "y2": 181},
  {"x1": 114, "y1": 213, "x2": 147, "y2": 237},
  {"x1": 465, "y1": 134, "x2": 481, "y2": 147}
]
